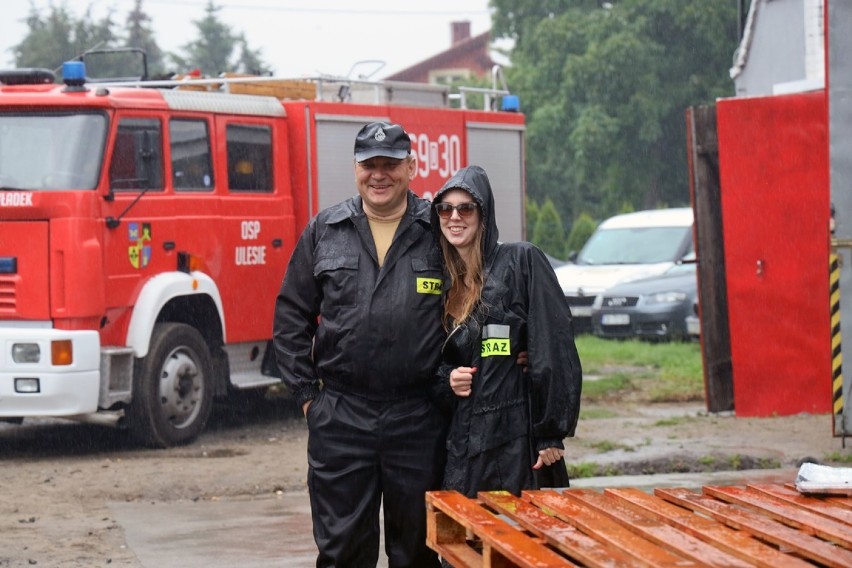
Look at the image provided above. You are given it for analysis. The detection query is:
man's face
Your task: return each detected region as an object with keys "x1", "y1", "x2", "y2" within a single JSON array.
[{"x1": 355, "y1": 156, "x2": 415, "y2": 217}]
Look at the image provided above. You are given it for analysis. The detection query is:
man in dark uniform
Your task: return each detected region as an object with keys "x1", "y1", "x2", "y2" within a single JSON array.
[{"x1": 273, "y1": 122, "x2": 446, "y2": 567}]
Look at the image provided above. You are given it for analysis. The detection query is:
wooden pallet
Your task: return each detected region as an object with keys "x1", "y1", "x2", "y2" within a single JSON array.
[{"x1": 425, "y1": 483, "x2": 852, "y2": 567}]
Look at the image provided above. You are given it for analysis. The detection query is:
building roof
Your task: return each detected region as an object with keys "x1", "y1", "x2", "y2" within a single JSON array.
[{"x1": 384, "y1": 29, "x2": 494, "y2": 82}]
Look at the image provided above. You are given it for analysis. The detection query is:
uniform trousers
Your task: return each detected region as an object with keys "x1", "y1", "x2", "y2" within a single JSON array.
[{"x1": 306, "y1": 387, "x2": 446, "y2": 567}]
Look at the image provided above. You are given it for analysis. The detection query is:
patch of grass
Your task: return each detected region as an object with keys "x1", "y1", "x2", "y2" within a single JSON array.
[
  {"x1": 576, "y1": 336, "x2": 703, "y2": 403},
  {"x1": 654, "y1": 416, "x2": 697, "y2": 427},
  {"x1": 823, "y1": 451, "x2": 852, "y2": 464},
  {"x1": 567, "y1": 462, "x2": 601, "y2": 478},
  {"x1": 579, "y1": 407, "x2": 619, "y2": 420},
  {"x1": 588, "y1": 440, "x2": 634, "y2": 453},
  {"x1": 581, "y1": 373, "x2": 634, "y2": 401}
]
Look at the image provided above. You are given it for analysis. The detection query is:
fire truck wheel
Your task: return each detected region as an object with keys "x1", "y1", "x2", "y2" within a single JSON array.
[{"x1": 126, "y1": 322, "x2": 214, "y2": 448}]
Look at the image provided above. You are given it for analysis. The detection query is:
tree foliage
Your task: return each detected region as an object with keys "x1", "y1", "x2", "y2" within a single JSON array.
[
  {"x1": 531, "y1": 198, "x2": 566, "y2": 259},
  {"x1": 11, "y1": 0, "x2": 269, "y2": 79},
  {"x1": 13, "y1": 4, "x2": 118, "y2": 73},
  {"x1": 565, "y1": 211, "x2": 597, "y2": 257},
  {"x1": 491, "y1": 0, "x2": 738, "y2": 228},
  {"x1": 171, "y1": 1, "x2": 271, "y2": 76}
]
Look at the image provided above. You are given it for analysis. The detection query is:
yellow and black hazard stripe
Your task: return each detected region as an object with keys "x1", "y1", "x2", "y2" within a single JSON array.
[{"x1": 830, "y1": 252, "x2": 844, "y2": 424}]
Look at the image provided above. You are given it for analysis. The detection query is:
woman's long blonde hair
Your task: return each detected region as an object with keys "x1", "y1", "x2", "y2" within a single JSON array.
[{"x1": 440, "y1": 224, "x2": 485, "y2": 330}]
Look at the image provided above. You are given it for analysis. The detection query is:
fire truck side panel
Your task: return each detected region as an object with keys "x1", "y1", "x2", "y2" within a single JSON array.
[
  {"x1": 50, "y1": 216, "x2": 106, "y2": 329},
  {"x1": 281, "y1": 102, "x2": 527, "y2": 243},
  {"x1": 465, "y1": 117, "x2": 526, "y2": 243},
  {"x1": 0, "y1": 221, "x2": 50, "y2": 319}
]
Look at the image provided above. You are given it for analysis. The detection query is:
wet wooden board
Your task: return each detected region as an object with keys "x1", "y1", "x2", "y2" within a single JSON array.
[{"x1": 425, "y1": 484, "x2": 852, "y2": 567}]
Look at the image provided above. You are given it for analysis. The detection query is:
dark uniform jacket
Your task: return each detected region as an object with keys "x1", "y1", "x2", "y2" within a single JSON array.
[
  {"x1": 430, "y1": 166, "x2": 582, "y2": 495},
  {"x1": 273, "y1": 191, "x2": 445, "y2": 406}
]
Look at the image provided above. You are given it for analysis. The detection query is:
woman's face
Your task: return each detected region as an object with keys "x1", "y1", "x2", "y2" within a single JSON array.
[{"x1": 436, "y1": 189, "x2": 480, "y2": 255}]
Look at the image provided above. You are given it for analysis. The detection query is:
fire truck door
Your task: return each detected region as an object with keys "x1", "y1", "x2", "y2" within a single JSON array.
[{"x1": 215, "y1": 118, "x2": 293, "y2": 344}]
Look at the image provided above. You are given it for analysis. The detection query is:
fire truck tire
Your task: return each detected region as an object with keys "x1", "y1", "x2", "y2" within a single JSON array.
[{"x1": 126, "y1": 323, "x2": 214, "y2": 448}]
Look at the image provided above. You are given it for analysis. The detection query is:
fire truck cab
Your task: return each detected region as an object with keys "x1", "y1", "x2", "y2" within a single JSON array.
[{"x1": 0, "y1": 60, "x2": 526, "y2": 447}]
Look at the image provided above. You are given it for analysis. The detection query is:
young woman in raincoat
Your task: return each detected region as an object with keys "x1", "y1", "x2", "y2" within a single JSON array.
[{"x1": 430, "y1": 165, "x2": 582, "y2": 496}]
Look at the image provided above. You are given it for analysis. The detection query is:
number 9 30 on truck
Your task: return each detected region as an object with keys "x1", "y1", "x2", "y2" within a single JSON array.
[{"x1": 0, "y1": 55, "x2": 526, "y2": 447}]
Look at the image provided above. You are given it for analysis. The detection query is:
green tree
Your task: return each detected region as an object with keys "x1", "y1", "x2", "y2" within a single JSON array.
[
  {"x1": 526, "y1": 196, "x2": 541, "y2": 238},
  {"x1": 172, "y1": 1, "x2": 270, "y2": 76},
  {"x1": 13, "y1": 3, "x2": 119, "y2": 75},
  {"x1": 531, "y1": 198, "x2": 566, "y2": 258},
  {"x1": 565, "y1": 212, "x2": 597, "y2": 258},
  {"x1": 125, "y1": 0, "x2": 166, "y2": 77},
  {"x1": 491, "y1": 0, "x2": 737, "y2": 226}
]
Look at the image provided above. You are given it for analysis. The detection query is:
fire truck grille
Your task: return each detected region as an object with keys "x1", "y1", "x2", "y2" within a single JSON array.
[{"x1": 0, "y1": 277, "x2": 16, "y2": 312}]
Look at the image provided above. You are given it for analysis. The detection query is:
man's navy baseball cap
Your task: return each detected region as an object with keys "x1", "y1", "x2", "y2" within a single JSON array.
[{"x1": 354, "y1": 121, "x2": 411, "y2": 162}]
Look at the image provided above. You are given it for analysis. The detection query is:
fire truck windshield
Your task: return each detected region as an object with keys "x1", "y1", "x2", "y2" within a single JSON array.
[{"x1": 0, "y1": 112, "x2": 107, "y2": 190}]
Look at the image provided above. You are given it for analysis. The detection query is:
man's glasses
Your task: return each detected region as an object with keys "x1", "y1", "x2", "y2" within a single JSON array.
[{"x1": 435, "y1": 202, "x2": 479, "y2": 219}]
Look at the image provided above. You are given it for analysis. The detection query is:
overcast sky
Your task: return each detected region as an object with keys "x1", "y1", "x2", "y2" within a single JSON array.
[{"x1": 0, "y1": 0, "x2": 494, "y2": 79}]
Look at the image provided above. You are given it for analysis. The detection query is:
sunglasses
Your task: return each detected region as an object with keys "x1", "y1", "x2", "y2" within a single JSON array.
[{"x1": 435, "y1": 202, "x2": 479, "y2": 219}]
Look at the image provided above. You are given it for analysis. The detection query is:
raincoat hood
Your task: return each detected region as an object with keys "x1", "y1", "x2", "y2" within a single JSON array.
[{"x1": 431, "y1": 165, "x2": 500, "y2": 261}]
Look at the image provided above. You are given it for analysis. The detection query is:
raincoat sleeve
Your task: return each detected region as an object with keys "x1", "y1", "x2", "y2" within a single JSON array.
[
  {"x1": 523, "y1": 246, "x2": 583, "y2": 449},
  {"x1": 272, "y1": 221, "x2": 322, "y2": 408},
  {"x1": 430, "y1": 362, "x2": 456, "y2": 415}
]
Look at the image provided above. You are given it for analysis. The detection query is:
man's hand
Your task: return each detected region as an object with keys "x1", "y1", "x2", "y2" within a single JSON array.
[
  {"x1": 302, "y1": 400, "x2": 311, "y2": 417},
  {"x1": 532, "y1": 447, "x2": 564, "y2": 469},
  {"x1": 516, "y1": 350, "x2": 529, "y2": 372},
  {"x1": 449, "y1": 366, "x2": 477, "y2": 397}
]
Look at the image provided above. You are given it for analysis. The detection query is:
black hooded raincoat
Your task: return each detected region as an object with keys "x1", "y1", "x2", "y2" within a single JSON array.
[{"x1": 430, "y1": 165, "x2": 582, "y2": 497}]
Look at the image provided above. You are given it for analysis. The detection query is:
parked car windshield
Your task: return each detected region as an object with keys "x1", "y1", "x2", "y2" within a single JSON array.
[
  {"x1": 0, "y1": 112, "x2": 107, "y2": 190},
  {"x1": 578, "y1": 226, "x2": 691, "y2": 265}
]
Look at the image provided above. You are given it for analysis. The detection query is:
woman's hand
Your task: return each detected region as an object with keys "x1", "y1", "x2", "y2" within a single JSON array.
[
  {"x1": 449, "y1": 366, "x2": 477, "y2": 397},
  {"x1": 532, "y1": 447, "x2": 564, "y2": 469}
]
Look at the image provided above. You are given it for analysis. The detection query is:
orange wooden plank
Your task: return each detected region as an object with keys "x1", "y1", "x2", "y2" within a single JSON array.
[
  {"x1": 426, "y1": 491, "x2": 573, "y2": 567},
  {"x1": 563, "y1": 489, "x2": 751, "y2": 567},
  {"x1": 704, "y1": 485, "x2": 852, "y2": 549},
  {"x1": 658, "y1": 487, "x2": 852, "y2": 568},
  {"x1": 606, "y1": 487, "x2": 812, "y2": 568},
  {"x1": 749, "y1": 483, "x2": 852, "y2": 526},
  {"x1": 478, "y1": 491, "x2": 642, "y2": 568},
  {"x1": 525, "y1": 490, "x2": 698, "y2": 568}
]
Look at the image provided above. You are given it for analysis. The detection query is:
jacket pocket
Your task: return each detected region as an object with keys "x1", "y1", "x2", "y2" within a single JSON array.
[
  {"x1": 468, "y1": 399, "x2": 529, "y2": 456},
  {"x1": 314, "y1": 254, "x2": 360, "y2": 307}
]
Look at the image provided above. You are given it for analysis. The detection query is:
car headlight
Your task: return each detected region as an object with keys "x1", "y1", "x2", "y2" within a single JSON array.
[{"x1": 645, "y1": 291, "x2": 687, "y2": 305}]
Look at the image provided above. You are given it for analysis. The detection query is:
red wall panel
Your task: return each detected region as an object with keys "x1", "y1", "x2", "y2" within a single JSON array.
[{"x1": 717, "y1": 91, "x2": 831, "y2": 416}]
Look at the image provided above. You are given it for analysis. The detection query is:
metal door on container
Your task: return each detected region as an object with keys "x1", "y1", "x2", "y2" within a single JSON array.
[{"x1": 716, "y1": 91, "x2": 831, "y2": 416}]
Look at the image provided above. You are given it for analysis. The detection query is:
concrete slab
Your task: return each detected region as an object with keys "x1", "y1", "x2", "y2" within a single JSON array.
[
  {"x1": 110, "y1": 492, "x2": 390, "y2": 568},
  {"x1": 109, "y1": 469, "x2": 803, "y2": 567}
]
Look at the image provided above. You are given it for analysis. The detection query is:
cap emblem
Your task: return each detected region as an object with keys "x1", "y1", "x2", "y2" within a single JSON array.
[{"x1": 374, "y1": 129, "x2": 386, "y2": 142}]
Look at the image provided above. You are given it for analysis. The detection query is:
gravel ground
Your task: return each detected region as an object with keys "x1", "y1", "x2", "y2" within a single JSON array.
[{"x1": 0, "y1": 391, "x2": 848, "y2": 567}]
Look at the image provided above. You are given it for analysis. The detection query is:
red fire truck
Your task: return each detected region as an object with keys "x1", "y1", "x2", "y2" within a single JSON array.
[{"x1": 0, "y1": 58, "x2": 526, "y2": 447}]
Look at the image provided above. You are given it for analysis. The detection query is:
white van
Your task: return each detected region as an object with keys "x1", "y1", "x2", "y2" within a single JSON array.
[{"x1": 553, "y1": 208, "x2": 695, "y2": 331}]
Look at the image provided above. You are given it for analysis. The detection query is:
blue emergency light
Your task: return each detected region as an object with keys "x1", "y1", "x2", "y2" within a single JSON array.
[
  {"x1": 501, "y1": 95, "x2": 520, "y2": 113},
  {"x1": 62, "y1": 61, "x2": 87, "y2": 91}
]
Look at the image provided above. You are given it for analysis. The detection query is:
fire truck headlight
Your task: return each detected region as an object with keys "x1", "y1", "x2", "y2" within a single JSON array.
[
  {"x1": 51, "y1": 340, "x2": 73, "y2": 366},
  {"x1": 12, "y1": 343, "x2": 40, "y2": 363}
]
